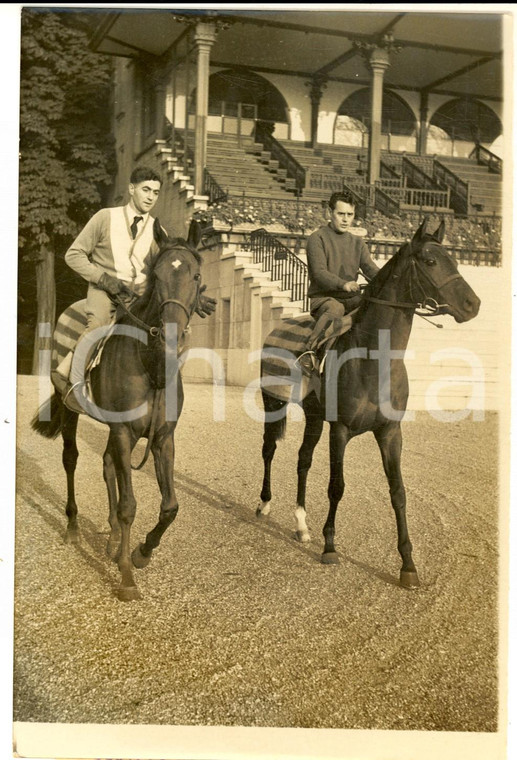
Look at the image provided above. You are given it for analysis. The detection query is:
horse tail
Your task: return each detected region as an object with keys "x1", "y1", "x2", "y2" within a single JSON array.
[
  {"x1": 30, "y1": 392, "x2": 64, "y2": 440},
  {"x1": 261, "y1": 389, "x2": 288, "y2": 442}
]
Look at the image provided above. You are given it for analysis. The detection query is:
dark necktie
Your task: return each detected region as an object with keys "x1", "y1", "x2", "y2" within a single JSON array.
[{"x1": 130, "y1": 215, "x2": 143, "y2": 239}]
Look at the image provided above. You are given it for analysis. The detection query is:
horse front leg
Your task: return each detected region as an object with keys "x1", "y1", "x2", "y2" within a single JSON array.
[
  {"x1": 132, "y1": 428, "x2": 179, "y2": 569},
  {"x1": 322, "y1": 422, "x2": 349, "y2": 564},
  {"x1": 295, "y1": 396, "x2": 324, "y2": 543},
  {"x1": 62, "y1": 407, "x2": 80, "y2": 545},
  {"x1": 109, "y1": 428, "x2": 141, "y2": 601},
  {"x1": 103, "y1": 440, "x2": 120, "y2": 560},
  {"x1": 374, "y1": 423, "x2": 420, "y2": 589}
]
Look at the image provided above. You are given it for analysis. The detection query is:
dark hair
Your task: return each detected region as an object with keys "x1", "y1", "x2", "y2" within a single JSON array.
[
  {"x1": 130, "y1": 165, "x2": 162, "y2": 185},
  {"x1": 328, "y1": 191, "x2": 356, "y2": 210}
]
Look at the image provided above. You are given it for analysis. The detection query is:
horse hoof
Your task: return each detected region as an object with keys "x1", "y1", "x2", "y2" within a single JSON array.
[
  {"x1": 117, "y1": 585, "x2": 142, "y2": 602},
  {"x1": 400, "y1": 570, "x2": 420, "y2": 589},
  {"x1": 296, "y1": 530, "x2": 311, "y2": 543},
  {"x1": 64, "y1": 530, "x2": 79, "y2": 545},
  {"x1": 256, "y1": 501, "x2": 271, "y2": 518},
  {"x1": 321, "y1": 551, "x2": 340, "y2": 565},
  {"x1": 132, "y1": 544, "x2": 151, "y2": 569}
]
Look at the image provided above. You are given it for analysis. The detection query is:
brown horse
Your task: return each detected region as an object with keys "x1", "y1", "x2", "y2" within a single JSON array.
[
  {"x1": 32, "y1": 219, "x2": 205, "y2": 601},
  {"x1": 258, "y1": 219, "x2": 481, "y2": 588}
]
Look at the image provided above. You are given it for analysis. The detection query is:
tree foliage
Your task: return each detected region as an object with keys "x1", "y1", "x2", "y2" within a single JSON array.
[{"x1": 19, "y1": 9, "x2": 116, "y2": 260}]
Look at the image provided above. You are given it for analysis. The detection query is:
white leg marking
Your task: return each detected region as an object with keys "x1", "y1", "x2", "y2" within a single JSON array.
[
  {"x1": 295, "y1": 506, "x2": 311, "y2": 543},
  {"x1": 258, "y1": 501, "x2": 271, "y2": 516}
]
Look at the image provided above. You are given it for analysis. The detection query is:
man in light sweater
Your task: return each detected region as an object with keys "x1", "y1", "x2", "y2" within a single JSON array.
[
  {"x1": 55, "y1": 165, "x2": 163, "y2": 398},
  {"x1": 56, "y1": 166, "x2": 215, "y2": 413},
  {"x1": 300, "y1": 191, "x2": 380, "y2": 374}
]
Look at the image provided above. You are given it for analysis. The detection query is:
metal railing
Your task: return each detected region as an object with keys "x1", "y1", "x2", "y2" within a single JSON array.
[
  {"x1": 203, "y1": 169, "x2": 228, "y2": 204},
  {"x1": 306, "y1": 168, "x2": 344, "y2": 194},
  {"x1": 403, "y1": 187, "x2": 451, "y2": 209},
  {"x1": 433, "y1": 160, "x2": 470, "y2": 215},
  {"x1": 243, "y1": 228, "x2": 500, "y2": 315},
  {"x1": 402, "y1": 156, "x2": 440, "y2": 191},
  {"x1": 246, "y1": 228, "x2": 309, "y2": 311},
  {"x1": 254, "y1": 121, "x2": 306, "y2": 196},
  {"x1": 374, "y1": 186, "x2": 400, "y2": 217},
  {"x1": 379, "y1": 161, "x2": 402, "y2": 181},
  {"x1": 470, "y1": 143, "x2": 502, "y2": 174}
]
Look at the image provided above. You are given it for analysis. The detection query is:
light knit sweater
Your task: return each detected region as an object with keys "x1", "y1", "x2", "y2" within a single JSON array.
[{"x1": 65, "y1": 205, "x2": 159, "y2": 286}]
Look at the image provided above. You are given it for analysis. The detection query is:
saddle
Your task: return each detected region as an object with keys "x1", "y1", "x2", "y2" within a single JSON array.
[
  {"x1": 261, "y1": 309, "x2": 358, "y2": 403},
  {"x1": 51, "y1": 299, "x2": 116, "y2": 409}
]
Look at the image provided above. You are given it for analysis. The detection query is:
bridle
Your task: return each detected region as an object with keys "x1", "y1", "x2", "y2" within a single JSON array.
[
  {"x1": 362, "y1": 241, "x2": 463, "y2": 320},
  {"x1": 115, "y1": 252, "x2": 202, "y2": 339}
]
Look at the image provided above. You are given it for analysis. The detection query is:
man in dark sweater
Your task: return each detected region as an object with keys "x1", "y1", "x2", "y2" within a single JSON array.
[{"x1": 299, "y1": 191, "x2": 380, "y2": 374}]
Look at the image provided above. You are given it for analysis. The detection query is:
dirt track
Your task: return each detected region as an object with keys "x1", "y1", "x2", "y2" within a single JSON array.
[{"x1": 13, "y1": 375, "x2": 500, "y2": 738}]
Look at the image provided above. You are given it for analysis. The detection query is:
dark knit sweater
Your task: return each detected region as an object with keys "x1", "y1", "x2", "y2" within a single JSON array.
[{"x1": 306, "y1": 224, "x2": 379, "y2": 299}]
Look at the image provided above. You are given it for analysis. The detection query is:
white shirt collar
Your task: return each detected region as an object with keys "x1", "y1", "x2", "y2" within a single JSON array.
[{"x1": 126, "y1": 204, "x2": 148, "y2": 223}]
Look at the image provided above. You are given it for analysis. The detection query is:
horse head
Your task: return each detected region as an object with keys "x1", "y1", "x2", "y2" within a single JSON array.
[
  {"x1": 392, "y1": 218, "x2": 481, "y2": 323},
  {"x1": 149, "y1": 218, "x2": 203, "y2": 342}
]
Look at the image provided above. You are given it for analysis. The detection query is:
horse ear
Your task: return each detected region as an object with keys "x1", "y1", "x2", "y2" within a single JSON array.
[
  {"x1": 187, "y1": 219, "x2": 203, "y2": 250},
  {"x1": 412, "y1": 217, "x2": 428, "y2": 242},
  {"x1": 432, "y1": 220, "x2": 446, "y2": 243},
  {"x1": 153, "y1": 217, "x2": 169, "y2": 247}
]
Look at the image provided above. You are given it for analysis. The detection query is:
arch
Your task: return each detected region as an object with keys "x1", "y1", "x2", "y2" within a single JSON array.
[
  {"x1": 430, "y1": 98, "x2": 502, "y2": 144},
  {"x1": 190, "y1": 69, "x2": 289, "y2": 125},
  {"x1": 334, "y1": 88, "x2": 417, "y2": 148}
]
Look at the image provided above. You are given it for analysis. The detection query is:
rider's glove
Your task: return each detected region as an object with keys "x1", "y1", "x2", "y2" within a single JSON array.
[
  {"x1": 98, "y1": 273, "x2": 132, "y2": 297},
  {"x1": 195, "y1": 285, "x2": 217, "y2": 318}
]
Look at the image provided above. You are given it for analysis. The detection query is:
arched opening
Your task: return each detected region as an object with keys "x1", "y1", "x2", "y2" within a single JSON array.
[
  {"x1": 189, "y1": 69, "x2": 290, "y2": 139},
  {"x1": 428, "y1": 99, "x2": 502, "y2": 157},
  {"x1": 334, "y1": 88, "x2": 417, "y2": 152}
]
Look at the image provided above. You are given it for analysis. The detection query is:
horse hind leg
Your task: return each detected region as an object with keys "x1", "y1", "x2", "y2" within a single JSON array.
[
  {"x1": 321, "y1": 422, "x2": 349, "y2": 564},
  {"x1": 374, "y1": 424, "x2": 420, "y2": 589},
  {"x1": 62, "y1": 407, "x2": 80, "y2": 544},
  {"x1": 132, "y1": 430, "x2": 179, "y2": 570},
  {"x1": 257, "y1": 392, "x2": 287, "y2": 518},
  {"x1": 295, "y1": 395, "x2": 324, "y2": 543}
]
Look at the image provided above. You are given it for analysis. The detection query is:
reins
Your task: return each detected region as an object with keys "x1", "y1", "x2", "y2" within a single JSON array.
[
  {"x1": 130, "y1": 387, "x2": 163, "y2": 471},
  {"x1": 361, "y1": 242, "x2": 463, "y2": 328}
]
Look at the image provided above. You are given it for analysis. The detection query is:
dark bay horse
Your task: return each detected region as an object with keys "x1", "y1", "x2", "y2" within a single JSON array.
[
  {"x1": 32, "y1": 219, "x2": 204, "y2": 601},
  {"x1": 258, "y1": 219, "x2": 481, "y2": 588}
]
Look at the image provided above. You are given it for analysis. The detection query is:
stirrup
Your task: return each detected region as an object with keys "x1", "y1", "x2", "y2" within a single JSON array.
[
  {"x1": 295, "y1": 350, "x2": 319, "y2": 378},
  {"x1": 63, "y1": 381, "x2": 87, "y2": 415}
]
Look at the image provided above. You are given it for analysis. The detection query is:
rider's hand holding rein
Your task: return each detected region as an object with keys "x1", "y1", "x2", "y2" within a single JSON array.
[
  {"x1": 343, "y1": 280, "x2": 361, "y2": 293},
  {"x1": 98, "y1": 272, "x2": 134, "y2": 297},
  {"x1": 195, "y1": 285, "x2": 217, "y2": 319}
]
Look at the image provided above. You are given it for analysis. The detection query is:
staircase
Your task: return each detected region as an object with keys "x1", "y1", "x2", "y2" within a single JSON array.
[
  {"x1": 279, "y1": 141, "x2": 366, "y2": 201},
  {"x1": 435, "y1": 156, "x2": 502, "y2": 216},
  {"x1": 206, "y1": 133, "x2": 299, "y2": 199}
]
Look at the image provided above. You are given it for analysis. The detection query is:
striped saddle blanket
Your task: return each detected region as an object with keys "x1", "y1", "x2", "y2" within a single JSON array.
[
  {"x1": 51, "y1": 300, "x2": 116, "y2": 400},
  {"x1": 260, "y1": 312, "x2": 355, "y2": 403},
  {"x1": 51, "y1": 300, "x2": 88, "y2": 372}
]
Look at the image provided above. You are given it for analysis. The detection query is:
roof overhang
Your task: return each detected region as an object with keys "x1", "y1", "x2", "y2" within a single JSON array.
[{"x1": 89, "y1": 8, "x2": 504, "y2": 101}]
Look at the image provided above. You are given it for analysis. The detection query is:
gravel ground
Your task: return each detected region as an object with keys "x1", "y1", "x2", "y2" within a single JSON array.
[{"x1": 13, "y1": 375, "x2": 503, "y2": 748}]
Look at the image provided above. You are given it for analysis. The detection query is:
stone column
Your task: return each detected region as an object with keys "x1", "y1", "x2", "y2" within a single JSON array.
[
  {"x1": 355, "y1": 34, "x2": 400, "y2": 185},
  {"x1": 418, "y1": 90, "x2": 429, "y2": 156},
  {"x1": 367, "y1": 46, "x2": 390, "y2": 185},
  {"x1": 307, "y1": 75, "x2": 327, "y2": 149},
  {"x1": 154, "y1": 74, "x2": 168, "y2": 140},
  {"x1": 193, "y1": 21, "x2": 217, "y2": 195}
]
